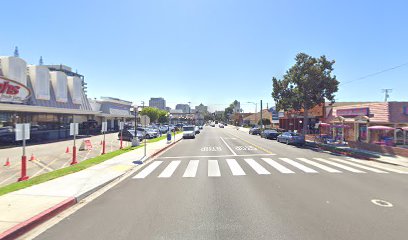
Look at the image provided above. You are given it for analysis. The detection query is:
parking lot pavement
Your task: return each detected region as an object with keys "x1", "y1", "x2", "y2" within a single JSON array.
[{"x1": 0, "y1": 133, "x2": 128, "y2": 187}]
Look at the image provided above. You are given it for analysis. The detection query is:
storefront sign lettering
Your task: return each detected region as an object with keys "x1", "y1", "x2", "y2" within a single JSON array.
[
  {"x1": 0, "y1": 77, "x2": 31, "y2": 103},
  {"x1": 337, "y1": 108, "x2": 369, "y2": 117}
]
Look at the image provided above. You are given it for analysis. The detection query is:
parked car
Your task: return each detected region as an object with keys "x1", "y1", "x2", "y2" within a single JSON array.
[
  {"x1": 210, "y1": 122, "x2": 215, "y2": 127},
  {"x1": 119, "y1": 129, "x2": 144, "y2": 141},
  {"x1": 249, "y1": 127, "x2": 261, "y2": 135},
  {"x1": 195, "y1": 126, "x2": 200, "y2": 134},
  {"x1": 198, "y1": 125, "x2": 203, "y2": 130},
  {"x1": 261, "y1": 129, "x2": 280, "y2": 140},
  {"x1": 159, "y1": 125, "x2": 168, "y2": 133},
  {"x1": 277, "y1": 132, "x2": 305, "y2": 145},
  {"x1": 183, "y1": 125, "x2": 196, "y2": 139},
  {"x1": 219, "y1": 123, "x2": 224, "y2": 128}
]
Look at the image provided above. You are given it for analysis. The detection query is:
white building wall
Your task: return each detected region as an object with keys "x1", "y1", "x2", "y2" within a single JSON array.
[
  {"x1": 28, "y1": 65, "x2": 51, "y2": 100},
  {"x1": 0, "y1": 56, "x2": 28, "y2": 100},
  {"x1": 50, "y1": 71, "x2": 68, "y2": 102},
  {"x1": 67, "y1": 76, "x2": 82, "y2": 104}
]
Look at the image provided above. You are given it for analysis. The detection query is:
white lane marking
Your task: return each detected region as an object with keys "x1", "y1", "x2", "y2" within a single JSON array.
[
  {"x1": 220, "y1": 137, "x2": 237, "y2": 156},
  {"x1": 244, "y1": 158, "x2": 270, "y2": 175},
  {"x1": 344, "y1": 157, "x2": 408, "y2": 174},
  {"x1": 262, "y1": 158, "x2": 294, "y2": 174},
  {"x1": 226, "y1": 159, "x2": 246, "y2": 176},
  {"x1": 330, "y1": 158, "x2": 388, "y2": 173},
  {"x1": 159, "y1": 154, "x2": 275, "y2": 159},
  {"x1": 313, "y1": 158, "x2": 365, "y2": 173},
  {"x1": 133, "y1": 161, "x2": 163, "y2": 179},
  {"x1": 296, "y1": 158, "x2": 342, "y2": 173},
  {"x1": 158, "y1": 160, "x2": 181, "y2": 178},
  {"x1": 208, "y1": 160, "x2": 221, "y2": 177},
  {"x1": 183, "y1": 160, "x2": 199, "y2": 178},
  {"x1": 279, "y1": 158, "x2": 318, "y2": 173}
]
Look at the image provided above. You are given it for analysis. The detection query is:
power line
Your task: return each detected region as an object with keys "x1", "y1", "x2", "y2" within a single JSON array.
[{"x1": 340, "y1": 62, "x2": 408, "y2": 86}]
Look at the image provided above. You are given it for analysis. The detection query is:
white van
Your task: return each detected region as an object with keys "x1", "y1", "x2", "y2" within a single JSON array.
[{"x1": 183, "y1": 125, "x2": 196, "y2": 139}]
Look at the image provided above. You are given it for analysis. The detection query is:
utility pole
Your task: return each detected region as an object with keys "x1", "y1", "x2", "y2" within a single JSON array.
[
  {"x1": 382, "y1": 89, "x2": 392, "y2": 102},
  {"x1": 260, "y1": 100, "x2": 263, "y2": 129},
  {"x1": 188, "y1": 101, "x2": 191, "y2": 124}
]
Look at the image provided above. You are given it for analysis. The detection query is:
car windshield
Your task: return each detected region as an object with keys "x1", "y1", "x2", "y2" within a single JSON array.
[
  {"x1": 183, "y1": 127, "x2": 195, "y2": 131},
  {"x1": 290, "y1": 133, "x2": 300, "y2": 136}
]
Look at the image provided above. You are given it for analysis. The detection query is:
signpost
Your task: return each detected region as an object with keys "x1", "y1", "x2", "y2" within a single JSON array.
[
  {"x1": 141, "y1": 115, "x2": 150, "y2": 157},
  {"x1": 119, "y1": 121, "x2": 124, "y2": 149},
  {"x1": 69, "y1": 122, "x2": 79, "y2": 165},
  {"x1": 16, "y1": 123, "x2": 30, "y2": 181},
  {"x1": 101, "y1": 121, "x2": 108, "y2": 154}
]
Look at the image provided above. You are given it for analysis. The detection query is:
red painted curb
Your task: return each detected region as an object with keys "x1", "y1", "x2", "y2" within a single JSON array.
[{"x1": 0, "y1": 197, "x2": 77, "y2": 240}]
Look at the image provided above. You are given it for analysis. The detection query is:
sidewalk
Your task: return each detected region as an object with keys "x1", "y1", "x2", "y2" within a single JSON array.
[{"x1": 0, "y1": 134, "x2": 182, "y2": 240}]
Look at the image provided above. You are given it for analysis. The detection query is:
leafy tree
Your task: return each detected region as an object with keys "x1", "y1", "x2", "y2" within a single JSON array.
[
  {"x1": 140, "y1": 107, "x2": 159, "y2": 123},
  {"x1": 272, "y1": 53, "x2": 339, "y2": 134},
  {"x1": 157, "y1": 110, "x2": 169, "y2": 123}
]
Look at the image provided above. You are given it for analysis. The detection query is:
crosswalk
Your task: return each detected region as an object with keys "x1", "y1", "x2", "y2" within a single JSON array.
[{"x1": 132, "y1": 157, "x2": 408, "y2": 179}]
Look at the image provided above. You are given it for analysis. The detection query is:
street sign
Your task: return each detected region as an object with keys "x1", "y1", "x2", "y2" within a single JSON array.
[
  {"x1": 140, "y1": 115, "x2": 150, "y2": 126},
  {"x1": 119, "y1": 121, "x2": 124, "y2": 130},
  {"x1": 15, "y1": 123, "x2": 30, "y2": 141},
  {"x1": 101, "y1": 121, "x2": 108, "y2": 133},
  {"x1": 69, "y1": 123, "x2": 79, "y2": 136}
]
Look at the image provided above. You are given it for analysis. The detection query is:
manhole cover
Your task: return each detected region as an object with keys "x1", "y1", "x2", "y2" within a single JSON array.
[{"x1": 371, "y1": 199, "x2": 393, "y2": 207}]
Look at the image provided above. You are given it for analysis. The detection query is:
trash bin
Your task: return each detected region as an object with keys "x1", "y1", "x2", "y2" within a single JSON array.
[{"x1": 167, "y1": 132, "x2": 172, "y2": 142}]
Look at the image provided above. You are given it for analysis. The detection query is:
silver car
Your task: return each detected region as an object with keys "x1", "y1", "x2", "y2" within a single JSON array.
[{"x1": 277, "y1": 132, "x2": 305, "y2": 146}]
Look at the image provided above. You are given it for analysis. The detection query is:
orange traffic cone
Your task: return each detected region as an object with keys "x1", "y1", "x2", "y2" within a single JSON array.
[
  {"x1": 65, "y1": 146, "x2": 70, "y2": 153},
  {"x1": 4, "y1": 158, "x2": 10, "y2": 166},
  {"x1": 30, "y1": 153, "x2": 36, "y2": 161}
]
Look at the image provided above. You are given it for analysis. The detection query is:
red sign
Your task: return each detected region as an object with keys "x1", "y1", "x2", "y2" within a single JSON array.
[
  {"x1": 0, "y1": 76, "x2": 31, "y2": 103},
  {"x1": 84, "y1": 140, "x2": 93, "y2": 150},
  {"x1": 337, "y1": 108, "x2": 369, "y2": 117}
]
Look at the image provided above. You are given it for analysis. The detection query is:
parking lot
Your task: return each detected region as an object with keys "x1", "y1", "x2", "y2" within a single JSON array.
[{"x1": 0, "y1": 132, "x2": 129, "y2": 187}]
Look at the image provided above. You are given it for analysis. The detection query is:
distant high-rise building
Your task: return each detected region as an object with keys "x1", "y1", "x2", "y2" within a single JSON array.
[
  {"x1": 175, "y1": 104, "x2": 190, "y2": 113},
  {"x1": 194, "y1": 103, "x2": 208, "y2": 113},
  {"x1": 149, "y1": 97, "x2": 166, "y2": 110}
]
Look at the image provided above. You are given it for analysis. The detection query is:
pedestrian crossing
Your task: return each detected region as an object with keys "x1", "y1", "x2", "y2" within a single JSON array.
[{"x1": 132, "y1": 157, "x2": 408, "y2": 179}]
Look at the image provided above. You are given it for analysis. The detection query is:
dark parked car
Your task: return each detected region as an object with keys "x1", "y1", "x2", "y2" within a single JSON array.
[
  {"x1": 249, "y1": 127, "x2": 261, "y2": 135},
  {"x1": 119, "y1": 129, "x2": 144, "y2": 141},
  {"x1": 261, "y1": 129, "x2": 280, "y2": 140},
  {"x1": 277, "y1": 132, "x2": 305, "y2": 145}
]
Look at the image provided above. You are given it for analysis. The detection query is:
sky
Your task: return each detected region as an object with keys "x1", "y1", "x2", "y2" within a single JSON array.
[{"x1": 1, "y1": 0, "x2": 407, "y2": 112}]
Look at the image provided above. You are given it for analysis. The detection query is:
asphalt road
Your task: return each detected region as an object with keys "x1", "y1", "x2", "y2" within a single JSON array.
[{"x1": 34, "y1": 125, "x2": 408, "y2": 240}]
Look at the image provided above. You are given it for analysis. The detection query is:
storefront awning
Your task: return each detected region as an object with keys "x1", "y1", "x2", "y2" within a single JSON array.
[
  {"x1": 368, "y1": 125, "x2": 395, "y2": 130},
  {"x1": 0, "y1": 103, "x2": 98, "y2": 115}
]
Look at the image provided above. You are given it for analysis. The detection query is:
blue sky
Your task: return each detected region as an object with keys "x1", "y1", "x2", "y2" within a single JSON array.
[{"x1": 1, "y1": 0, "x2": 407, "y2": 112}]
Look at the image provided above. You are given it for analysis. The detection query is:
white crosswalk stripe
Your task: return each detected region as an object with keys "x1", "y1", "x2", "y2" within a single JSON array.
[
  {"x1": 344, "y1": 157, "x2": 408, "y2": 174},
  {"x1": 183, "y1": 160, "x2": 199, "y2": 178},
  {"x1": 296, "y1": 158, "x2": 342, "y2": 173},
  {"x1": 313, "y1": 158, "x2": 365, "y2": 173},
  {"x1": 279, "y1": 158, "x2": 318, "y2": 173},
  {"x1": 329, "y1": 158, "x2": 388, "y2": 173},
  {"x1": 261, "y1": 158, "x2": 294, "y2": 173},
  {"x1": 133, "y1": 161, "x2": 163, "y2": 179},
  {"x1": 208, "y1": 160, "x2": 221, "y2": 177},
  {"x1": 226, "y1": 159, "x2": 246, "y2": 176},
  {"x1": 158, "y1": 161, "x2": 181, "y2": 178},
  {"x1": 244, "y1": 158, "x2": 270, "y2": 175},
  {"x1": 132, "y1": 156, "x2": 407, "y2": 180}
]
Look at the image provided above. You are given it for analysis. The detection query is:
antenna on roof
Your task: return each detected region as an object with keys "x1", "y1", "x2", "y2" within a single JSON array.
[
  {"x1": 39, "y1": 56, "x2": 44, "y2": 65},
  {"x1": 13, "y1": 46, "x2": 19, "y2": 57},
  {"x1": 382, "y1": 89, "x2": 392, "y2": 102}
]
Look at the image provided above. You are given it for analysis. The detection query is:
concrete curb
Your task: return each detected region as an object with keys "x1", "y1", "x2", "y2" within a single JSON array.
[
  {"x1": 0, "y1": 197, "x2": 77, "y2": 240},
  {"x1": 0, "y1": 137, "x2": 183, "y2": 240}
]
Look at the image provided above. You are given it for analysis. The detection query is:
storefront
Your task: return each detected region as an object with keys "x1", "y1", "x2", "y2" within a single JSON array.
[
  {"x1": 326, "y1": 102, "x2": 408, "y2": 146},
  {"x1": 0, "y1": 56, "x2": 98, "y2": 144},
  {"x1": 279, "y1": 104, "x2": 325, "y2": 133},
  {"x1": 89, "y1": 97, "x2": 134, "y2": 131}
]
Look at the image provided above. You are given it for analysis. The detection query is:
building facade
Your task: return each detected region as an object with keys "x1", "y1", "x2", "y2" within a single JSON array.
[
  {"x1": 89, "y1": 97, "x2": 133, "y2": 131},
  {"x1": 149, "y1": 97, "x2": 166, "y2": 110},
  {"x1": 0, "y1": 56, "x2": 97, "y2": 144},
  {"x1": 175, "y1": 104, "x2": 190, "y2": 113}
]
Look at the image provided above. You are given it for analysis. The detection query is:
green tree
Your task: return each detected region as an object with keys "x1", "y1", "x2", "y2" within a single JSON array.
[
  {"x1": 272, "y1": 53, "x2": 339, "y2": 134},
  {"x1": 157, "y1": 110, "x2": 169, "y2": 123},
  {"x1": 140, "y1": 107, "x2": 159, "y2": 123}
]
